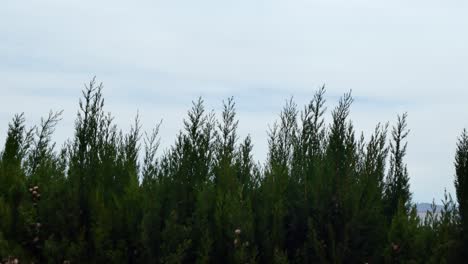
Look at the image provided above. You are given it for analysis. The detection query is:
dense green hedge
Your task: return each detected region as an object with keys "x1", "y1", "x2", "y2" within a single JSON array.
[{"x1": 0, "y1": 79, "x2": 466, "y2": 263}]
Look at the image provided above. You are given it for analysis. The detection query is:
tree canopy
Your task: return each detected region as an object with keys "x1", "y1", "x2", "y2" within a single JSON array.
[{"x1": 0, "y1": 79, "x2": 465, "y2": 263}]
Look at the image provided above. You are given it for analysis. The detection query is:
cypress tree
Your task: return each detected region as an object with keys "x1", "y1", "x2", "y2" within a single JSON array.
[
  {"x1": 141, "y1": 123, "x2": 163, "y2": 262},
  {"x1": 26, "y1": 111, "x2": 65, "y2": 262},
  {"x1": 260, "y1": 98, "x2": 297, "y2": 262},
  {"x1": 0, "y1": 114, "x2": 34, "y2": 258},
  {"x1": 383, "y1": 113, "x2": 417, "y2": 263},
  {"x1": 455, "y1": 129, "x2": 468, "y2": 256},
  {"x1": 384, "y1": 113, "x2": 411, "y2": 219},
  {"x1": 67, "y1": 77, "x2": 106, "y2": 261},
  {"x1": 348, "y1": 123, "x2": 388, "y2": 263},
  {"x1": 321, "y1": 91, "x2": 355, "y2": 263},
  {"x1": 212, "y1": 97, "x2": 239, "y2": 263}
]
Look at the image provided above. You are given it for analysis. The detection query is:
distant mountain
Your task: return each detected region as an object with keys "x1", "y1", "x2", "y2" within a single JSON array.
[
  {"x1": 416, "y1": 203, "x2": 443, "y2": 220},
  {"x1": 416, "y1": 203, "x2": 442, "y2": 213}
]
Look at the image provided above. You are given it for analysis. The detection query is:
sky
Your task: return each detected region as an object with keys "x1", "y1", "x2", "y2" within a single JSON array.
[{"x1": 1, "y1": 0, "x2": 467, "y2": 202}]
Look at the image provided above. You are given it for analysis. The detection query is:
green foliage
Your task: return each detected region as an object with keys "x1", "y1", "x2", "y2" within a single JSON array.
[
  {"x1": 384, "y1": 113, "x2": 412, "y2": 220},
  {"x1": 0, "y1": 79, "x2": 466, "y2": 263},
  {"x1": 455, "y1": 129, "x2": 468, "y2": 258},
  {"x1": 426, "y1": 191, "x2": 460, "y2": 263}
]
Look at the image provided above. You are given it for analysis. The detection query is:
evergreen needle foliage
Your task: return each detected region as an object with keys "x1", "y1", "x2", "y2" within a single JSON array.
[{"x1": 0, "y1": 79, "x2": 465, "y2": 263}]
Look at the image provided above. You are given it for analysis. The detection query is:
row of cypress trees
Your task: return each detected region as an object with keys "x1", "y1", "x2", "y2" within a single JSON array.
[{"x1": 0, "y1": 78, "x2": 467, "y2": 263}]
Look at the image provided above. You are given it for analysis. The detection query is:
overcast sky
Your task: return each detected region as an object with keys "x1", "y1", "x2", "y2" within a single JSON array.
[{"x1": 1, "y1": 0, "x2": 467, "y2": 202}]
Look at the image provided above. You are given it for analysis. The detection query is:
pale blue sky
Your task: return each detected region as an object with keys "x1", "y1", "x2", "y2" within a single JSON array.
[{"x1": 1, "y1": 0, "x2": 467, "y2": 202}]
